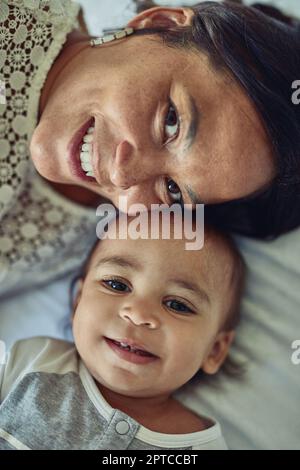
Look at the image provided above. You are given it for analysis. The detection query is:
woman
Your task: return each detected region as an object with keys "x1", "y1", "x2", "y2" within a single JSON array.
[{"x1": 0, "y1": 0, "x2": 299, "y2": 293}]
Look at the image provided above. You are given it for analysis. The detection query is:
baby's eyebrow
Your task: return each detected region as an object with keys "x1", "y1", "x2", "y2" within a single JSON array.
[
  {"x1": 94, "y1": 255, "x2": 143, "y2": 271},
  {"x1": 169, "y1": 279, "x2": 210, "y2": 305}
]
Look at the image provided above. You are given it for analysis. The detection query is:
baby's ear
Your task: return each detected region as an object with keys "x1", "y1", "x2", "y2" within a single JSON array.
[{"x1": 202, "y1": 331, "x2": 235, "y2": 375}]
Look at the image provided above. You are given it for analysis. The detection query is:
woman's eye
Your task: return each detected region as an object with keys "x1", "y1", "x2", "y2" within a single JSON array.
[
  {"x1": 165, "y1": 299, "x2": 194, "y2": 314},
  {"x1": 102, "y1": 279, "x2": 130, "y2": 292},
  {"x1": 164, "y1": 101, "x2": 180, "y2": 143},
  {"x1": 166, "y1": 178, "x2": 182, "y2": 203}
]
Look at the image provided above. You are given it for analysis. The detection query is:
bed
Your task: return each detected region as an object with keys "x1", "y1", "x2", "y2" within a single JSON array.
[{"x1": 1, "y1": 0, "x2": 299, "y2": 449}]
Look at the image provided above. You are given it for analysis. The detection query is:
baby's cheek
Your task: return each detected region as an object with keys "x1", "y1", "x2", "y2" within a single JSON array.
[
  {"x1": 73, "y1": 308, "x2": 101, "y2": 364},
  {"x1": 73, "y1": 303, "x2": 93, "y2": 341},
  {"x1": 182, "y1": 342, "x2": 207, "y2": 373}
]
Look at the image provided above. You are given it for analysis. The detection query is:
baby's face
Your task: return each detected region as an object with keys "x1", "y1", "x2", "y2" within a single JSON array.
[{"x1": 73, "y1": 233, "x2": 234, "y2": 399}]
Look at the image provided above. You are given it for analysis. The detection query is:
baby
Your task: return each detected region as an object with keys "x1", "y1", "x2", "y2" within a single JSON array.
[{"x1": 0, "y1": 213, "x2": 245, "y2": 450}]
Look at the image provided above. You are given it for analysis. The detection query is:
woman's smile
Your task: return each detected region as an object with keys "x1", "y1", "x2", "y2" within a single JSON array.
[
  {"x1": 79, "y1": 126, "x2": 95, "y2": 178},
  {"x1": 68, "y1": 117, "x2": 96, "y2": 183}
]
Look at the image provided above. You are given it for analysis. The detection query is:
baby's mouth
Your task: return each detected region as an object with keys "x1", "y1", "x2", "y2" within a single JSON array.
[{"x1": 105, "y1": 337, "x2": 157, "y2": 358}]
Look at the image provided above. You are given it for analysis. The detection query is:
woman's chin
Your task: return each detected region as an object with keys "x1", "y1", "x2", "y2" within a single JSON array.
[
  {"x1": 29, "y1": 153, "x2": 68, "y2": 184},
  {"x1": 29, "y1": 128, "x2": 109, "y2": 203},
  {"x1": 29, "y1": 136, "x2": 70, "y2": 185}
]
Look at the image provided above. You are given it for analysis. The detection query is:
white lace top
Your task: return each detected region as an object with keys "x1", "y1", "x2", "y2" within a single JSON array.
[{"x1": 0, "y1": 0, "x2": 98, "y2": 296}]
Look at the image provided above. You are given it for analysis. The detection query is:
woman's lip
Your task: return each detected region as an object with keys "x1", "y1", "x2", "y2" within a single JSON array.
[
  {"x1": 67, "y1": 117, "x2": 96, "y2": 182},
  {"x1": 104, "y1": 337, "x2": 159, "y2": 365}
]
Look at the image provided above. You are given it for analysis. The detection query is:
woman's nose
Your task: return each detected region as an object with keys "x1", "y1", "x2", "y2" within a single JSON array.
[
  {"x1": 109, "y1": 140, "x2": 160, "y2": 190},
  {"x1": 119, "y1": 303, "x2": 160, "y2": 329}
]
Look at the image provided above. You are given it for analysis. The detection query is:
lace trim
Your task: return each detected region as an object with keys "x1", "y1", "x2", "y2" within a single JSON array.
[
  {"x1": 27, "y1": 0, "x2": 80, "y2": 143},
  {"x1": 0, "y1": 0, "x2": 100, "y2": 294}
]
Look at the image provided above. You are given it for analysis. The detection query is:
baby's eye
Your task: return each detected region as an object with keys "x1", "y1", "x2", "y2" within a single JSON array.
[
  {"x1": 102, "y1": 279, "x2": 130, "y2": 292},
  {"x1": 165, "y1": 299, "x2": 194, "y2": 314},
  {"x1": 164, "y1": 101, "x2": 180, "y2": 143},
  {"x1": 166, "y1": 178, "x2": 183, "y2": 204}
]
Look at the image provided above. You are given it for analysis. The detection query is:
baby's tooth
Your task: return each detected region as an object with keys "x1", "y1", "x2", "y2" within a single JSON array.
[
  {"x1": 81, "y1": 162, "x2": 93, "y2": 172},
  {"x1": 80, "y1": 152, "x2": 91, "y2": 162},
  {"x1": 83, "y1": 134, "x2": 93, "y2": 143},
  {"x1": 81, "y1": 143, "x2": 92, "y2": 152},
  {"x1": 86, "y1": 171, "x2": 95, "y2": 177},
  {"x1": 87, "y1": 127, "x2": 95, "y2": 134}
]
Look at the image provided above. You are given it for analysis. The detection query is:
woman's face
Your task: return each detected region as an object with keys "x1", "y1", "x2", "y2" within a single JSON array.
[{"x1": 30, "y1": 7, "x2": 276, "y2": 210}]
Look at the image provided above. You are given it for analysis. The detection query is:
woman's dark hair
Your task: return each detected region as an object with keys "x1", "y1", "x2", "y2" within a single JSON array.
[{"x1": 132, "y1": 1, "x2": 300, "y2": 239}]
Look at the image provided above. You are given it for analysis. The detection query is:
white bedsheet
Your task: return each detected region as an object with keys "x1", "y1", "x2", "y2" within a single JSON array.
[{"x1": 1, "y1": 0, "x2": 299, "y2": 450}]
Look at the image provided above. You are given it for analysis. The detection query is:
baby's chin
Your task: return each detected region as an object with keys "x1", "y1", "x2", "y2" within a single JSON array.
[
  {"x1": 95, "y1": 378, "x2": 164, "y2": 400},
  {"x1": 89, "y1": 363, "x2": 164, "y2": 399}
]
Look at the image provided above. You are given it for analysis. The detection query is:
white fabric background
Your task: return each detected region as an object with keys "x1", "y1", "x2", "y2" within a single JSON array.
[{"x1": 0, "y1": 0, "x2": 299, "y2": 449}]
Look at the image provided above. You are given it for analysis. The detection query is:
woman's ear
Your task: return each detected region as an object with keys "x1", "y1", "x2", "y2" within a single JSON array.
[
  {"x1": 127, "y1": 6, "x2": 194, "y2": 30},
  {"x1": 202, "y1": 331, "x2": 236, "y2": 375}
]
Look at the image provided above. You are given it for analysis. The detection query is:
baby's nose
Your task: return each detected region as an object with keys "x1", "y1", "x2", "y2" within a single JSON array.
[{"x1": 119, "y1": 305, "x2": 160, "y2": 329}]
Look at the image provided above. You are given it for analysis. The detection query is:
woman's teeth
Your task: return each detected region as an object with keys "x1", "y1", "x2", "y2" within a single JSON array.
[{"x1": 80, "y1": 126, "x2": 95, "y2": 177}]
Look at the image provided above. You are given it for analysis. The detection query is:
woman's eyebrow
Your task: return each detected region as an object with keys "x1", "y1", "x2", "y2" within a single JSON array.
[
  {"x1": 180, "y1": 93, "x2": 203, "y2": 206},
  {"x1": 183, "y1": 93, "x2": 200, "y2": 153},
  {"x1": 184, "y1": 185, "x2": 204, "y2": 206},
  {"x1": 184, "y1": 176, "x2": 272, "y2": 207}
]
